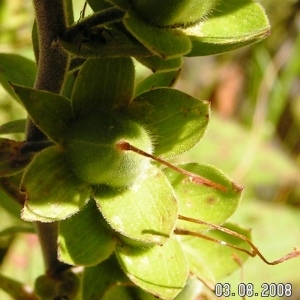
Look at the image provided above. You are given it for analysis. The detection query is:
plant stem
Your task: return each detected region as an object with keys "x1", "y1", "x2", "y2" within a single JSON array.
[{"x1": 28, "y1": 0, "x2": 70, "y2": 276}]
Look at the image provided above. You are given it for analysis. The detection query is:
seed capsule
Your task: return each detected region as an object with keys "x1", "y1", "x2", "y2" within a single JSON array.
[{"x1": 65, "y1": 112, "x2": 153, "y2": 187}]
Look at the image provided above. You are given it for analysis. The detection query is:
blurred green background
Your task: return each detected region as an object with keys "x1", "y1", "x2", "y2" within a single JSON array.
[{"x1": 0, "y1": 0, "x2": 300, "y2": 299}]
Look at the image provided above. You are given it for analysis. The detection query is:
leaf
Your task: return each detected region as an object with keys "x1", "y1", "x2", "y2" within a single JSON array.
[
  {"x1": 21, "y1": 147, "x2": 91, "y2": 222},
  {"x1": 0, "y1": 119, "x2": 26, "y2": 135},
  {"x1": 11, "y1": 84, "x2": 74, "y2": 144},
  {"x1": 174, "y1": 277, "x2": 204, "y2": 300},
  {"x1": 184, "y1": 115, "x2": 300, "y2": 190},
  {"x1": 0, "y1": 54, "x2": 36, "y2": 101},
  {"x1": 87, "y1": 0, "x2": 113, "y2": 11},
  {"x1": 61, "y1": 68, "x2": 79, "y2": 100},
  {"x1": 135, "y1": 70, "x2": 179, "y2": 97},
  {"x1": 59, "y1": 24, "x2": 151, "y2": 60},
  {"x1": 0, "y1": 173, "x2": 26, "y2": 216},
  {"x1": 135, "y1": 55, "x2": 183, "y2": 73},
  {"x1": 128, "y1": 0, "x2": 218, "y2": 28},
  {"x1": 0, "y1": 234, "x2": 43, "y2": 300},
  {"x1": 94, "y1": 164, "x2": 177, "y2": 245},
  {"x1": 0, "y1": 226, "x2": 33, "y2": 237},
  {"x1": 109, "y1": 0, "x2": 130, "y2": 10},
  {"x1": 128, "y1": 88, "x2": 210, "y2": 158},
  {"x1": 58, "y1": 200, "x2": 116, "y2": 266},
  {"x1": 0, "y1": 272, "x2": 39, "y2": 300},
  {"x1": 71, "y1": 57, "x2": 135, "y2": 115},
  {"x1": 124, "y1": 10, "x2": 191, "y2": 59},
  {"x1": 116, "y1": 237, "x2": 188, "y2": 299},
  {"x1": 0, "y1": 138, "x2": 33, "y2": 177},
  {"x1": 179, "y1": 223, "x2": 251, "y2": 285},
  {"x1": 82, "y1": 255, "x2": 131, "y2": 300},
  {"x1": 185, "y1": 0, "x2": 270, "y2": 56},
  {"x1": 165, "y1": 163, "x2": 242, "y2": 232}
]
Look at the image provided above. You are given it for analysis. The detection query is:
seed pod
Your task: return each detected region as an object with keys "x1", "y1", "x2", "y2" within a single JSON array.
[
  {"x1": 129, "y1": 0, "x2": 218, "y2": 27},
  {"x1": 65, "y1": 112, "x2": 153, "y2": 188}
]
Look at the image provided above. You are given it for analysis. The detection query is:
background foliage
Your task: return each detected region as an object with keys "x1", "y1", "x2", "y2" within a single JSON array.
[{"x1": 0, "y1": 0, "x2": 299, "y2": 299}]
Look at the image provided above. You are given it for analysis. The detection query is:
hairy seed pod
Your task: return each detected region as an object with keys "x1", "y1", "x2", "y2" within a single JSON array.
[{"x1": 65, "y1": 112, "x2": 153, "y2": 187}]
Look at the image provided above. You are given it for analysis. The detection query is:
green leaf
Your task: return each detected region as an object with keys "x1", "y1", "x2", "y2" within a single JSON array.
[
  {"x1": 135, "y1": 70, "x2": 179, "y2": 97},
  {"x1": 174, "y1": 277, "x2": 204, "y2": 300},
  {"x1": 59, "y1": 28, "x2": 151, "y2": 59},
  {"x1": 165, "y1": 163, "x2": 242, "y2": 232},
  {"x1": 94, "y1": 164, "x2": 177, "y2": 245},
  {"x1": 116, "y1": 237, "x2": 188, "y2": 299},
  {"x1": 185, "y1": 0, "x2": 270, "y2": 56},
  {"x1": 128, "y1": 88, "x2": 210, "y2": 158},
  {"x1": 0, "y1": 138, "x2": 33, "y2": 177},
  {"x1": 87, "y1": 0, "x2": 113, "y2": 11},
  {"x1": 11, "y1": 84, "x2": 74, "y2": 144},
  {"x1": 135, "y1": 55, "x2": 183, "y2": 72},
  {"x1": 129, "y1": 0, "x2": 218, "y2": 28},
  {"x1": 0, "y1": 54, "x2": 36, "y2": 101},
  {"x1": 0, "y1": 119, "x2": 26, "y2": 135},
  {"x1": 58, "y1": 200, "x2": 116, "y2": 266},
  {"x1": 0, "y1": 174, "x2": 25, "y2": 217},
  {"x1": 0, "y1": 234, "x2": 43, "y2": 300},
  {"x1": 179, "y1": 223, "x2": 251, "y2": 285},
  {"x1": 124, "y1": 10, "x2": 191, "y2": 59},
  {"x1": 82, "y1": 255, "x2": 131, "y2": 300},
  {"x1": 0, "y1": 273, "x2": 38, "y2": 300},
  {"x1": 21, "y1": 147, "x2": 90, "y2": 222},
  {"x1": 71, "y1": 57, "x2": 135, "y2": 115},
  {"x1": 109, "y1": 0, "x2": 130, "y2": 10},
  {"x1": 61, "y1": 68, "x2": 79, "y2": 100}
]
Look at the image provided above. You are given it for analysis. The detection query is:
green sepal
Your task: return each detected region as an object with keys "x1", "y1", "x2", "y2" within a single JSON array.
[
  {"x1": 0, "y1": 139, "x2": 33, "y2": 177},
  {"x1": 61, "y1": 68, "x2": 79, "y2": 100},
  {"x1": 185, "y1": 0, "x2": 270, "y2": 56},
  {"x1": 0, "y1": 119, "x2": 26, "y2": 135},
  {"x1": 179, "y1": 223, "x2": 251, "y2": 285},
  {"x1": 82, "y1": 255, "x2": 131, "y2": 300},
  {"x1": 71, "y1": 57, "x2": 135, "y2": 115},
  {"x1": 58, "y1": 200, "x2": 116, "y2": 266},
  {"x1": 134, "y1": 70, "x2": 180, "y2": 97},
  {"x1": 11, "y1": 84, "x2": 74, "y2": 145},
  {"x1": 135, "y1": 55, "x2": 183, "y2": 72},
  {"x1": 128, "y1": 0, "x2": 218, "y2": 28},
  {"x1": 0, "y1": 54, "x2": 36, "y2": 101},
  {"x1": 116, "y1": 236, "x2": 188, "y2": 299},
  {"x1": 21, "y1": 146, "x2": 91, "y2": 222},
  {"x1": 59, "y1": 24, "x2": 151, "y2": 59},
  {"x1": 129, "y1": 88, "x2": 210, "y2": 158},
  {"x1": 94, "y1": 164, "x2": 177, "y2": 245},
  {"x1": 124, "y1": 10, "x2": 191, "y2": 59},
  {"x1": 165, "y1": 163, "x2": 242, "y2": 232}
]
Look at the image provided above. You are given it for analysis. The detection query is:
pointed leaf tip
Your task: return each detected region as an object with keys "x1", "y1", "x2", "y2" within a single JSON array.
[{"x1": 11, "y1": 84, "x2": 73, "y2": 144}]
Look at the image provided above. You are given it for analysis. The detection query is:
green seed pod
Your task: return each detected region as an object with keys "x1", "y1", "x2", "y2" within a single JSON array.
[
  {"x1": 129, "y1": 0, "x2": 218, "y2": 27},
  {"x1": 65, "y1": 112, "x2": 153, "y2": 188}
]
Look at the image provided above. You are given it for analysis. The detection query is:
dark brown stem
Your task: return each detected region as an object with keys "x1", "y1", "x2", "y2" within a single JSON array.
[
  {"x1": 28, "y1": 0, "x2": 70, "y2": 275},
  {"x1": 27, "y1": 0, "x2": 70, "y2": 142}
]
